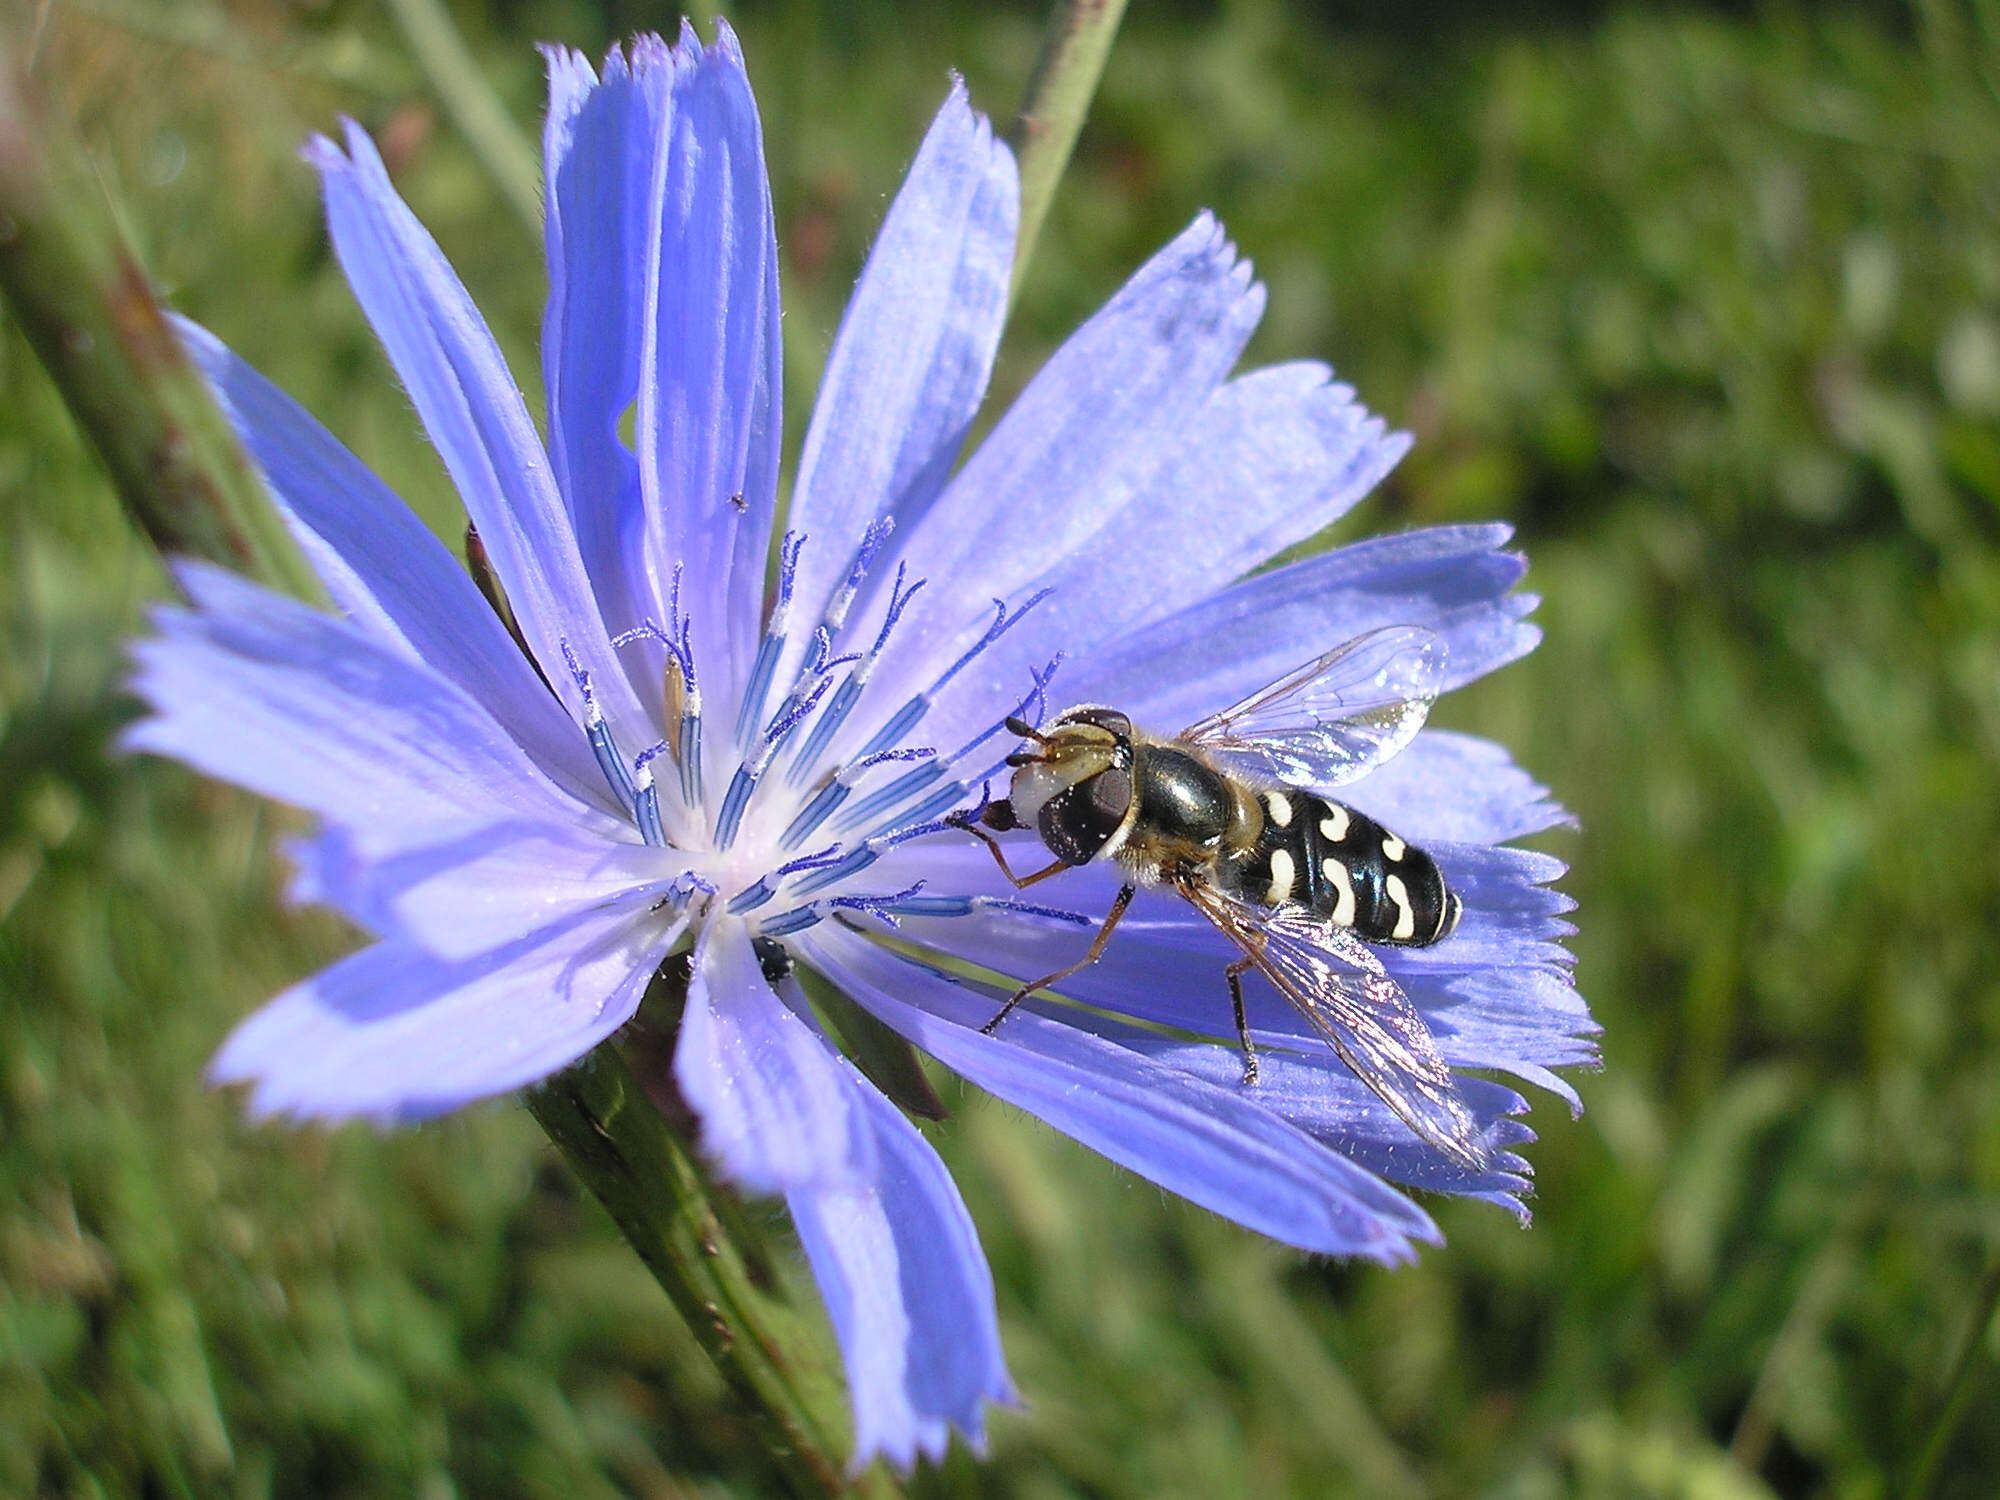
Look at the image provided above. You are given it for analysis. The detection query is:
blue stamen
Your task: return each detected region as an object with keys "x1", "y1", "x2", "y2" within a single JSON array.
[
  {"x1": 734, "y1": 634, "x2": 785, "y2": 745},
  {"x1": 852, "y1": 746, "x2": 937, "y2": 775},
  {"x1": 778, "y1": 843, "x2": 849, "y2": 877},
  {"x1": 872, "y1": 804, "x2": 972, "y2": 852},
  {"x1": 868, "y1": 893, "x2": 974, "y2": 919},
  {"x1": 777, "y1": 529, "x2": 808, "y2": 612},
  {"x1": 824, "y1": 879, "x2": 927, "y2": 928},
  {"x1": 618, "y1": 571, "x2": 706, "y2": 811},
  {"x1": 784, "y1": 676, "x2": 863, "y2": 785},
  {"x1": 784, "y1": 566, "x2": 928, "y2": 786},
  {"x1": 835, "y1": 759, "x2": 948, "y2": 833},
  {"x1": 764, "y1": 669, "x2": 835, "y2": 752},
  {"x1": 635, "y1": 778, "x2": 668, "y2": 847},
  {"x1": 562, "y1": 641, "x2": 638, "y2": 813},
  {"x1": 715, "y1": 671, "x2": 838, "y2": 850},
  {"x1": 857, "y1": 893, "x2": 1088, "y2": 926},
  {"x1": 779, "y1": 779, "x2": 851, "y2": 851},
  {"x1": 779, "y1": 748, "x2": 936, "y2": 850},
  {"x1": 725, "y1": 881, "x2": 777, "y2": 916},
  {"x1": 853, "y1": 695, "x2": 931, "y2": 762},
  {"x1": 712, "y1": 766, "x2": 756, "y2": 850},
  {"x1": 757, "y1": 905, "x2": 823, "y2": 937},
  {"x1": 831, "y1": 656, "x2": 1062, "y2": 840},
  {"x1": 633, "y1": 743, "x2": 673, "y2": 847},
  {"x1": 735, "y1": 531, "x2": 808, "y2": 744},
  {"x1": 760, "y1": 878, "x2": 930, "y2": 941},
  {"x1": 866, "y1": 564, "x2": 926, "y2": 662},
  {"x1": 822, "y1": 517, "x2": 894, "y2": 636},
  {"x1": 726, "y1": 840, "x2": 851, "y2": 914},
  {"x1": 935, "y1": 589, "x2": 1054, "y2": 695},
  {"x1": 981, "y1": 896, "x2": 1095, "y2": 926},
  {"x1": 678, "y1": 712, "x2": 703, "y2": 807},
  {"x1": 843, "y1": 591, "x2": 1053, "y2": 768},
  {"x1": 728, "y1": 848, "x2": 852, "y2": 916},
  {"x1": 786, "y1": 846, "x2": 878, "y2": 901},
  {"x1": 587, "y1": 720, "x2": 637, "y2": 812},
  {"x1": 669, "y1": 871, "x2": 718, "y2": 904},
  {"x1": 610, "y1": 622, "x2": 668, "y2": 650}
]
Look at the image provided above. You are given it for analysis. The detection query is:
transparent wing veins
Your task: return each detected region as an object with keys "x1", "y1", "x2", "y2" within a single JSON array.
[
  {"x1": 1181, "y1": 625, "x2": 1445, "y2": 789},
  {"x1": 1182, "y1": 878, "x2": 1489, "y2": 1169}
]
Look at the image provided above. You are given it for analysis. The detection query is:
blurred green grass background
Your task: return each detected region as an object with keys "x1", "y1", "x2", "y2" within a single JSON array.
[{"x1": 5, "y1": 0, "x2": 2000, "y2": 1495}]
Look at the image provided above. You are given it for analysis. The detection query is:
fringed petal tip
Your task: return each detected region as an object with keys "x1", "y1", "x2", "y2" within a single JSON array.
[
  {"x1": 850, "y1": 1384, "x2": 1024, "y2": 1477},
  {"x1": 545, "y1": 14, "x2": 749, "y2": 83},
  {"x1": 935, "y1": 72, "x2": 1009, "y2": 161}
]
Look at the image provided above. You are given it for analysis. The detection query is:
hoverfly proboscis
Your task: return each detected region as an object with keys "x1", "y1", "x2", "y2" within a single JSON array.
[{"x1": 948, "y1": 624, "x2": 1489, "y2": 1170}]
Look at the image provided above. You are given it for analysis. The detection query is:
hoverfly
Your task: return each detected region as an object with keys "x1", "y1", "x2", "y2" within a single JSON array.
[{"x1": 952, "y1": 625, "x2": 1488, "y2": 1169}]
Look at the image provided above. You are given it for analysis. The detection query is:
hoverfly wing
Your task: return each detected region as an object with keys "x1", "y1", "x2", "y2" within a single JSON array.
[
  {"x1": 1183, "y1": 879, "x2": 1489, "y2": 1169},
  {"x1": 1181, "y1": 625, "x2": 1444, "y2": 789}
]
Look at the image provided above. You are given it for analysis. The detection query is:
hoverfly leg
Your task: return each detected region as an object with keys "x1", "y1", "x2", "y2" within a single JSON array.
[
  {"x1": 949, "y1": 807, "x2": 1070, "y2": 890},
  {"x1": 981, "y1": 884, "x2": 1137, "y2": 1035},
  {"x1": 1224, "y1": 956, "x2": 1261, "y2": 1087}
]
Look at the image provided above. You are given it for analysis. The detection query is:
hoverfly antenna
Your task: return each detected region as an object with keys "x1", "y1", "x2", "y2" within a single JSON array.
[
  {"x1": 1004, "y1": 714, "x2": 1048, "y2": 743},
  {"x1": 1003, "y1": 748, "x2": 1046, "y2": 768}
]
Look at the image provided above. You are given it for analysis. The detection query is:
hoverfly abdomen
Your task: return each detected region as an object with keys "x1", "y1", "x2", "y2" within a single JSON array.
[{"x1": 1219, "y1": 789, "x2": 1459, "y2": 947}]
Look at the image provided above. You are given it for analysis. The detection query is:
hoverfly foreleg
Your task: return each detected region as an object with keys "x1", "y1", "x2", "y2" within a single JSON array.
[
  {"x1": 1224, "y1": 957, "x2": 1261, "y2": 1087},
  {"x1": 980, "y1": 883, "x2": 1137, "y2": 1036},
  {"x1": 948, "y1": 803, "x2": 1069, "y2": 890}
]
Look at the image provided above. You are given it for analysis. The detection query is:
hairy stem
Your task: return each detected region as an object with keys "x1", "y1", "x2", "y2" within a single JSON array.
[
  {"x1": 0, "y1": 34, "x2": 321, "y2": 600},
  {"x1": 1006, "y1": 0, "x2": 1131, "y2": 303},
  {"x1": 1905, "y1": 1257, "x2": 2000, "y2": 1500},
  {"x1": 381, "y1": 0, "x2": 541, "y2": 239},
  {"x1": 527, "y1": 1043, "x2": 894, "y2": 1500}
]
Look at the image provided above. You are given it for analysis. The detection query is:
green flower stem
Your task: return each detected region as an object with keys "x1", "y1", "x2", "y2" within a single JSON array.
[
  {"x1": 1006, "y1": 0, "x2": 1130, "y2": 303},
  {"x1": 0, "y1": 36, "x2": 322, "y2": 603},
  {"x1": 381, "y1": 0, "x2": 541, "y2": 240},
  {"x1": 0, "y1": 38, "x2": 883, "y2": 1496},
  {"x1": 527, "y1": 1043, "x2": 896, "y2": 1500},
  {"x1": 1905, "y1": 1257, "x2": 2000, "y2": 1500}
]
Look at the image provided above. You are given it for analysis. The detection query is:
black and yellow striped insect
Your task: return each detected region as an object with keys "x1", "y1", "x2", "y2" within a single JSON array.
[{"x1": 953, "y1": 625, "x2": 1487, "y2": 1168}]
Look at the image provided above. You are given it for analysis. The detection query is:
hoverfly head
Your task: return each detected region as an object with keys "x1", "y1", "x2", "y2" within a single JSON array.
[{"x1": 1003, "y1": 707, "x2": 1136, "y2": 866}]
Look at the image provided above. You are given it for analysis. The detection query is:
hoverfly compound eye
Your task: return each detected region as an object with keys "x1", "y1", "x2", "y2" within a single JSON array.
[
  {"x1": 1088, "y1": 766, "x2": 1133, "y2": 827},
  {"x1": 1037, "y1": 767, "x2": 1132, "y2": 866}
]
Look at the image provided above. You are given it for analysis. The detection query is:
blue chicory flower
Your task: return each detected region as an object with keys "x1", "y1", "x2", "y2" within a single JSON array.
[{"x1": 127, "y1": 22, "x2": 1595, "y2": 1469}]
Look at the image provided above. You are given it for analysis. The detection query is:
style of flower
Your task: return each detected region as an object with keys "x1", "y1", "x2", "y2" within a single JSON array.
[{"x1": 127, "y1": 22, "x2": 1595, "y2": 1468}]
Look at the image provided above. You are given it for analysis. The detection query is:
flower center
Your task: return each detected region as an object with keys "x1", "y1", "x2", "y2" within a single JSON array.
[{"x1": 559, "y1": 525, "x2": 1084, "y2": 944}]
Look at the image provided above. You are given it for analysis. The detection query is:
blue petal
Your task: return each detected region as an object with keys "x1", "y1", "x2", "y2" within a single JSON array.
[
  {"x1": 836, "y1": 215, "x2": 1266, "y2": 754},
  {"x1": 674, "y1": 921, "x2": 878, "y2": 1194},
  {"x1": 309, "y1": 122, "x2": 655, "y2": 758},
  {"x1": 377, "y1": 825, "x2": 687, "y2": 962},
  {"x1": 210, "y1": 907, "x2": 680, "y2": 1122},
  {"x1": 1115, "y1": 1035, "x2": 1539, "y2": 1219},
  {"x1": 171, "y1": 317, "x2": 611, "y2": 813},
  {"x1": 124, "y1": 563, "x2": 615, "y2": 861},
  {"x1": 540, "y1": 43, "x2": 658, "y2": 658},
  {"x1": 1063, "y1": 524, "x2": 1541, "y2": 734},
  {"x1": 677, "y1": 924, "x2": 1013, "y2": 1464},
  {"x1": 782, "y1": 77, "x2": 1017, "y2": 667},
  {"x1": 800, "y1": 927, "x2": 1440, "y2": 1262},
  {"x1": 628, "y1": 21, "x2": 783, "y2": 726},
  {"x1": 1350, "y1": 729, "x2": 1572, "y2": 844},
  {"x1": 922, "y1": 362, "x2": 1411, "y2": 749},
  {"x1": 780, "y1": 1003, "x2": 1013, "y2": 1467}
]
